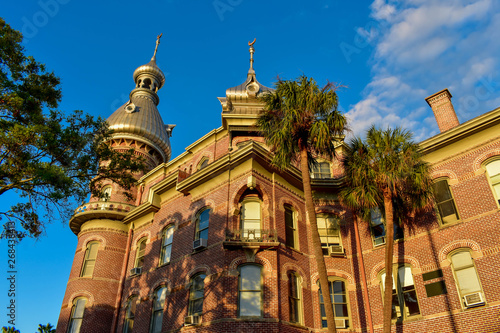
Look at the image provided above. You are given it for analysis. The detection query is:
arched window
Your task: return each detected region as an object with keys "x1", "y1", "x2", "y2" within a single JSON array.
[
  {"x1": 241, "y1": 198, "x2": 261, "y2": 240},
  {"x1": 238, "y1": 264, "x2": 262, "y2": 317},
  {"x1": 380, "y1": 265, "x2": 420, "y2": 320},
  {"x1": 485, "y1": 159, "x2": 500, "y2": 205},
  {"x1": 188, "y1": 273, "x2": 206, "y2": 316},
  {"x1": 450, "y1": 250, "x2": 484, "y2": 307},
  {"x1": 195, "y1": 208, "x2": 210, "y2": 241},
  {"x1": 316, "y1": 214, "x2": 342, "y2": 255},
  {"x1": 80, "y1": 241, "x2": 99, "y2": 277},
  {"x1": 318, "y1": 278, "x2": 349, "y2": 329},
  {"x1": 159, "y1": 226, "x2": 174, "y2": 265},
  {"x1": 284, "y1": 205, "x2": 297, "y2": 248},
  {"x1": 134, "y1": 238, "x2": 147, "y2": 269},
  {"x1": 198, "y1": 157, "x2": 209, "y2": 170},
  {"x1": 432, "y1": 178, "x2": 459, "y2": 224},
  {"x1": 311, "y1": 162, "x2": 331, "y2": 179},
  {"x1": 288, "y1": 272, "x2": 302, "y2": 324},
  {"x1": 150, "y1": 287, "x2": 167, "y2": 333},
  {"x1": 101, "y1": 185, "x2": 112, "y2": 201},
  {"x1": 68, "y1": 297, "x2": 87, "y2": 333},
  {"x1": 123, "y1": 295, "x2": 138, "y2": 333}
]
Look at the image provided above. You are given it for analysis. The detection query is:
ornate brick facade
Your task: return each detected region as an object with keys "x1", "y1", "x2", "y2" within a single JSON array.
[{"x1": 56, "y1": 47, "x2": 500, "y2": 333}]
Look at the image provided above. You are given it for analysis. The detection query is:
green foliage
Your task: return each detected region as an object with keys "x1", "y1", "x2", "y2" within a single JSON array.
[
  {"x1": 2, "y1": 327, "x2": 20, "y2": 333},
  {"x1": 341, "y1": 126, "x2": 433, "y2": 215},
  {"x1": 0, "y1": 18, "x2": 146, "y2": 238},
  {"x1": 257, "y1": 75, "x2": 347, "y2": 170},
  {"x1": 341, "y1": 126, "x2": 433, "y2": 332},
  {"x1": 37, "y1": 323, "x2": 55, "y2": 333}
]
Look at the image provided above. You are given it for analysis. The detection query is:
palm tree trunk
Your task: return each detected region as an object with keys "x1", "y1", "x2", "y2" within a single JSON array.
[
  {"x1": 382, "y1": 190, "x2": 395, "y2": 333},
  {"x1": 299, "y1": 144, "x2": 337, "y2": 333},
  {"x1": 353, "y1": 212, "x2": 374, "y2": 333}
]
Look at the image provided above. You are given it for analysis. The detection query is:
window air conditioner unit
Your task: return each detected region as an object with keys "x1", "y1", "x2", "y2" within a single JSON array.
[
  {"x1": 184, "y1": 314, "x2": 201, "y2": 326},
  {"x1": 329, "y1": 245, "x2": 344, "y2": 255},
  {"x1": 130, "y1": 267, "x2": 142, "y2": 276},
  {"x1": 335, "y1": 318, "x2": 347, "y2": 328},
  {"x1": 193, "y1": 238, "x2": 208, "y2": 250},
  {"x1": 464, "y1": 292, "x2": 485, "y2": 307}
]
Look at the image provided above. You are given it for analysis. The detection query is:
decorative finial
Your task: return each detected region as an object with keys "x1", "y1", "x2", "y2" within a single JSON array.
[
  {"x1": 152, "y1": 33, "x2": 163, "y2": 61},
  {"x1": 248, "y1": 38, "x2": 256, "y2": 70}
]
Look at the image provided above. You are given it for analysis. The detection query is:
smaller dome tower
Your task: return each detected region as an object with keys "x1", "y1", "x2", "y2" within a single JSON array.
[{"x1": 107, "y1": 33, "x2": 174, "y2": 170}]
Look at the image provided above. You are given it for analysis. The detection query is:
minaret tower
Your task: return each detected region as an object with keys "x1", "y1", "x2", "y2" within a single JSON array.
[{"x1": 56, "y1": 35, "x2": 172, "y2": 333}]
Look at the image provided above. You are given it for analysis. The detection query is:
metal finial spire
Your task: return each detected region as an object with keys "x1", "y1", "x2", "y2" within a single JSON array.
[
  {"x1": 248, "y1": 38, "x2": 256, "y2": 70},
  {"x1": 152, "y1": 33, "x2": 163, "y2": 61}
]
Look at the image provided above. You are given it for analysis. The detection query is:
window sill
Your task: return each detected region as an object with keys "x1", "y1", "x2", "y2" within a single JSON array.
[
  {"x1": 392, "y1": 314, "x2": 422, "y2": 324},
  {"x1": 157, "y1": 262, "x2": 170, "y2": 269}
]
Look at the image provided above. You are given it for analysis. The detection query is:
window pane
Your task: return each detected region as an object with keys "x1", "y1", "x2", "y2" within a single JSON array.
[
  {"x1": 439, "y1": 200, "x2": 458, "y2": 219},
  {"x1": 198, "y1": 209, "x2": 210, "y2": 230},
  {"x1": 334, "y1": 303, "x2": 348, "y2": 317},
  {"x1": 74, "y1": 299, "x2": 86, "y2": 318},
  {"x1": 151, "y1": 311, "x2": 163, "y2": 333},
  {"x1": 191, "y1": 298, "x2": 203, "y2": 314},
  {"x1": 242, "y1": 201, "x2": 260, "y2": 220},
  {"x1": 398, "y1": 266, "x2": 415, "y2": 287},
  {"x1": 240, "y1": 291, "x2": 261, "y2": 316},
  {"x1": 433, "y1": 180, "x2": 452, "y2": 202},
  {"x1": 456, "y1": 267, "x2": 481, "y2": 294},
  {"x1": 154, "y1": 288, "x2": 167, "y2": 309},
  {"x1": 241, "y1": 266, "x2": 261, "y2": 290},
  {"x1": 199, "y1": 229, "x2": 208, "y2": 241},
  {"x1": 285, "y1": 207, "x2": 295, "y2": 247},
  {"x1": 451, "y1": 251, "x2": 473, "y2": 269},
  {"x1": 68, "y1": 319, "x2": 82, "y2": 333},
  {"x1": 403, "y1": 289, "x2": 420, "y2": 315},
  {"x1": 82, "y1": 262, "x2": 95, "y2": 277},
  {"x1": 164, "y1": 227, "x2": 174, "y2": 245},
  {"x1": 87, "y1": 243, "x2": 99, "y2": 259},
  {"x1": 485, "y1": 160, "x2": 500, "y2": 176}
]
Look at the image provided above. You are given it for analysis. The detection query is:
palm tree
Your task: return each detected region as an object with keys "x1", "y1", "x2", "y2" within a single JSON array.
[
  {"x1": 37, "y1": 323, "x2": 56, "y2": 333},
  {"x1": 257, "y1": 75, "x2": 347, "y2": 333},
  {"x1": 341, "y1": 126, "x2": 432, "y2": 333},
  {"x1": 1, "y1": 327, "x2": 20, "y2": 333}
]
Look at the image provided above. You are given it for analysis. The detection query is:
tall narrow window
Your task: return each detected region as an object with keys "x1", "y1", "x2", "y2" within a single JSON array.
[
  {"x1": 241, "y1": 199, "x2": 261, "y2": 239},
  {"x1": 317, "y1": 214, "x2": 342, "y2": 255},
  {"x1": 381, "y1": 266, "x2": 420, "y2": 320},
  {"x1": 318, "y1": 279, "x2": 349, "y2": 329},
  {"x1": 67, "y1": 298, "x2": 87, "y2": 333},
  {"x1": 311, "y1": 162, "x2": 331, "y2": 179},
  {"x1": 450, "y1": 250, "x2": 484, "y2": 307},
  {"x1": 486, "y1": 160, "x2": 500, "y2": 205},
  {"x1": 238, "y1": 265, "x2": 262, "y2": 317},
  {"x1": 195, "y1": 209, "x2": 210, "y2": 241},
  {"x1": 80, "y1": 241, "x2": 99, "y2": 277},
  {"x1": 370, "y1": 208, "x2": 404, "y2": 246},
  {"x1": 284, "y1": 206, "x2": 296, "y2": 248},
  {"x1": 188, "y1": 273, "x2": 206, "y2": 316},
  {"x1": 123, "y1": 296, "x2": 138, "y2": 333},
  {"x1": 150, "y1": 287, "x2": 167, "y2": 333},
  {"x1": 433, "y1": 179, "x2": 459, "y2": 223},
  {"x1": 159, "y1": 226, "x2": 174, "y2": 265},
  {"x1": 288, "y1": 272, "x2": 302, "y2": 324},
  {"x1": 135, "y1": 238, "x2": 147, "y2": 269}
]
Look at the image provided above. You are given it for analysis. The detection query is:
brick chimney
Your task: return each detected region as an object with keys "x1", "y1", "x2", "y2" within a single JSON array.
[{"x1": 425, "y1": 88, "x2": 460, "y2": 132}]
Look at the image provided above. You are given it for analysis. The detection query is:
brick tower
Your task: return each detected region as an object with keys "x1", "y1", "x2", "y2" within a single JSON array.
[{"x1": 56, "y1": 36, "x2": 173, "y2": 333}]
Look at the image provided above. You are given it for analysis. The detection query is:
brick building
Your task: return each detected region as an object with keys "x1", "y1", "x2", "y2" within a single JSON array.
[{"x1": 56, "y1": 42, "x2": 500, "y2": 333}]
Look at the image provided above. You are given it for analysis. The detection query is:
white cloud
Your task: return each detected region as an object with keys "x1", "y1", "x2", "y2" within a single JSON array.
[{"x1": 348, "y1": 0, "x2": 500, "y2": 141}]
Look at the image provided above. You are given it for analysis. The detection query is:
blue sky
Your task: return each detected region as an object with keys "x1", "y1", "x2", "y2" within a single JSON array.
[{"x1": 1, "y1": 0, "x2": 500, "y2": 331}]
